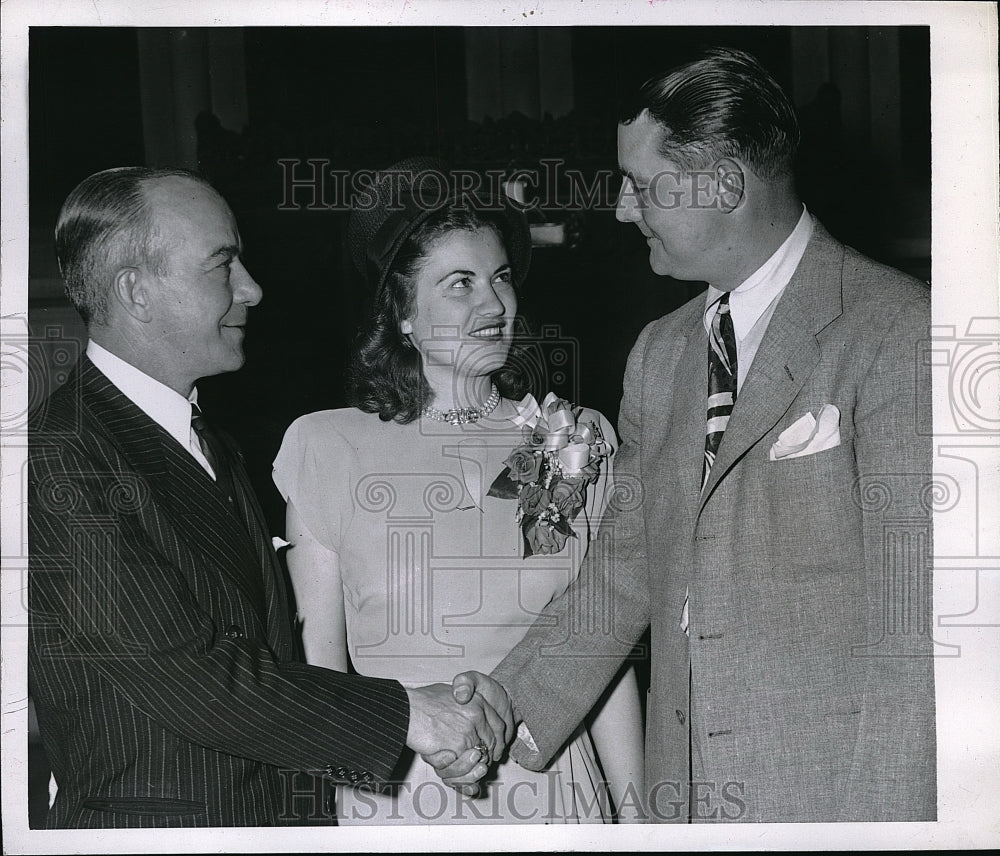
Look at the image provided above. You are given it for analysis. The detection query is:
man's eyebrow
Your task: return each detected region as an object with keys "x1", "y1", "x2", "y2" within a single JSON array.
[{"x1": 208, "y1": 244, "x2": 241, "y2": 261}]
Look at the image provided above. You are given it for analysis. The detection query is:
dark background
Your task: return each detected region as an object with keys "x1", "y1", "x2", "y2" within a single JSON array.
[
  {"x1": 27, "y1": 25, "x2": 930, "y2": 826},
  {"x1": 29, "y1": 25, "x2": 930, "y2": 530}
]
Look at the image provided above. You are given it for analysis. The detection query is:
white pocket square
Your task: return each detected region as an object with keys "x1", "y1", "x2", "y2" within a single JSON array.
[
  {"x1": 271, "y1": 536, "x2": 291, "y2": 552},
  {"x1": 769, "y1": 404, "x2": 841, "y2": 461}
]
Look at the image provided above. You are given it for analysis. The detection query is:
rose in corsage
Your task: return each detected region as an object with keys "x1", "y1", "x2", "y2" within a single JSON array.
[
  {"x1": 504, "y1": 447, "x2": 542, "y2": 485},
  {"x1": 551, "y1": 478, "x2": 586, "y2": 513},
  {"x1": 519, "y1": 484, "x2": 550, "y2": 517},
  {"x1": 521, "y1": 424, "x2": 547, "y2": 448},
  {"x1": 526, "y1": 519, "x2": 570, "y2": 555}
]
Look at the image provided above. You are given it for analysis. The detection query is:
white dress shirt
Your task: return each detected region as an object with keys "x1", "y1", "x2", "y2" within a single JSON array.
[
  {"x1": 86, "y1": 340, "x2": 216, "y2": 479},
  {"x1": 703, "y1": 205, "x2": 814, "y2": 391}
]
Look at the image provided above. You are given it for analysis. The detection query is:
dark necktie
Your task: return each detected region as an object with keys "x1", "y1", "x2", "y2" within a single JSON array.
[
  {"x1": 702, "y1": 292, "x2": 738, "y2": 490},
  {"x1": 190, "y1": 403, "x2": 236, "y2": 504}
]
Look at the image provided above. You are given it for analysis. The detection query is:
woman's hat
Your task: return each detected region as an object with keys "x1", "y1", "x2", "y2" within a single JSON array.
[{"x1": 348, "y1": 157, "x2": 531, "y2": 296}]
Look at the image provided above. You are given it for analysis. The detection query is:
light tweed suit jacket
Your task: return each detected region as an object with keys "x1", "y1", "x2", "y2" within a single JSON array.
[
  {"x1": 493, "y1": 221, "x2": 936, "y2": 823},
  {"x1": 28, "y1": 357, "x2": 410, "y2": 827}
]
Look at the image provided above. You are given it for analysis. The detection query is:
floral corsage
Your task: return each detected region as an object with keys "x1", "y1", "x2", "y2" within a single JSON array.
[{"x1": 488, "y1": 393, "x2": 612, "y2": 557}]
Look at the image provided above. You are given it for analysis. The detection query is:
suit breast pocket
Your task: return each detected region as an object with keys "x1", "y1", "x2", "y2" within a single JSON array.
[{"x1": 760, "y1": 438, "x2": 864, "y2": 569}]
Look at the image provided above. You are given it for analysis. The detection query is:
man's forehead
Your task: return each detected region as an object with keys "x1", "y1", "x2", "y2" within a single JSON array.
[
  {"x1": 618, "y1": 111, "x2": 670, "y2": 176},
  {"x1": 145, "y1": 175, "x2": 227, "y2": 213},
  {"x1": 145, "y1": 178, "x2": 236, "y2": 238}
]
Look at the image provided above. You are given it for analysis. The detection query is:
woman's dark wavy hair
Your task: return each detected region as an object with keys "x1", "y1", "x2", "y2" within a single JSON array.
[{"x1": 347, "y1": 205, "x2": 531, "y2": 423}]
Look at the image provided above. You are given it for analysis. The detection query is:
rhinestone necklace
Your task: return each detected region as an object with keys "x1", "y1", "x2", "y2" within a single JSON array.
[{"x1": 421, "y1": 384, "x2": 501, "y2": 426}]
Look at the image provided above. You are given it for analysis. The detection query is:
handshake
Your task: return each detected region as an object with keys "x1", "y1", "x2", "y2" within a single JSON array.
[{"x1": 403, "y1": 671, "x2": 516, "y2": 794}]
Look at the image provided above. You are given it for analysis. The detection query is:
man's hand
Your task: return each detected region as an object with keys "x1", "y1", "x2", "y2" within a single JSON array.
[
  {"x1": 404, "y1": 682, "x2": 511, "y2": 761},
  {"x1": 420, "y1": 672, "x2": 519, "y2": 794},
  {"x1": 451, "y1": 671, "x2": 516, "y2": 752},
  {"x1": 421, "y1": 746, "x2": 491, "y2": 797}
]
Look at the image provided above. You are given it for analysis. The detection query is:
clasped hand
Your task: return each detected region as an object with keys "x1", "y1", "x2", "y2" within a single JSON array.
[{"x1": 405, "y1": 671, "x2": 516, "y2": 795}]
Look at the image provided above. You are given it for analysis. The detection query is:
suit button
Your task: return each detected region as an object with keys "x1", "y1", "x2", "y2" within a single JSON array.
[
  {"x1": 334, "y1": 765, "x2": 349, "y2": 779},
  {"x1": 676, "y1": 709, "x2": 686, "y2": 725},
  {"x1": 348, "y1": 771, "x2": 360, "y2": 784},
  {"x1": 225, "y1": 624, "x2": 244, "y2": 639},
  {"x1": 361, "y1": 771, "x2": 374, "y2": 783}
]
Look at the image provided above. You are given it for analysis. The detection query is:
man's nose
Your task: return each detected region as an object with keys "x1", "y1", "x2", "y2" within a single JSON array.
[
  {"x1": 615, "y1": 177, "x2": 640, "y2": 224},
  {"x1": 233, "y1": 260, "x2": 263, "y2": 306}
]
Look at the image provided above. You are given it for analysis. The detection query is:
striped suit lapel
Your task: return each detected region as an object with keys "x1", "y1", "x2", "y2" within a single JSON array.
[
  {"x1": 220, "y1": 434, "x2": 294, "y2": 658},
  {"x1": 78, "y1": 358, "x2": 267, "y2": 615}
]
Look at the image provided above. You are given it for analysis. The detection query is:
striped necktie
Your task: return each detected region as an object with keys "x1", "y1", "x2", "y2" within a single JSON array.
[
  {"x1": 682, "y1": 293, "x2": 738, "y2": 636},
  {"x1": 702, "y1": 292, "x2": 738, "y2": 489}
]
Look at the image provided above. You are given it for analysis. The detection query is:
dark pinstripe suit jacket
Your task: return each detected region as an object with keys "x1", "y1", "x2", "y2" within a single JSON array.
[{"x1": 28, "y1": 356, "x2": 410, "y2": 828}]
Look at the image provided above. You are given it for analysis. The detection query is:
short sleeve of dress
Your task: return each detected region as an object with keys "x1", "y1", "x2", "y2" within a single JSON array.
[{"x1": 272, "y1": 413, "x2": 354, "y2": 552}]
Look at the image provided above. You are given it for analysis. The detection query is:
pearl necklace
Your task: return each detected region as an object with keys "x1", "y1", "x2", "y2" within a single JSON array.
[{"x1": 421, "y1": 384, "x2": 501, "y2": 426}]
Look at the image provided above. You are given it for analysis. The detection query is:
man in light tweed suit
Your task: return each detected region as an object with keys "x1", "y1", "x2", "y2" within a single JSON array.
[
  {"x1": 28, "y1": 167, "x2": 513, "y2": 827},
  {"x1": 447, "y1": 48, "x2": 936, "y2": 822}
]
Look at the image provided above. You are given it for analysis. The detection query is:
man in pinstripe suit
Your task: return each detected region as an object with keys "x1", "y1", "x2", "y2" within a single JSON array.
[{"x1": 28, "y1": 167, "x2": 513, "y2": 827}]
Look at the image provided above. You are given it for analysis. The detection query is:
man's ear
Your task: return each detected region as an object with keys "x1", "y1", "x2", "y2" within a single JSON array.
[
  {"x1": 715, "y1": 159, "x2": 745, "y2": 213},
  {"x1": 400, "y1": 318, "x2": 414, "y2": 335},
  {"x1": 112, "y1": 268, "x2": 153, "y2": 322}
]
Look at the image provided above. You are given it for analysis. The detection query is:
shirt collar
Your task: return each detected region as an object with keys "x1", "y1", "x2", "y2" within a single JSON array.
[
  {"x1": 86, "y1": 340, "x2": 199, "y2": 450},
  {"x1": 704, "y1": 205, "x2": 814, "y2": 340}
]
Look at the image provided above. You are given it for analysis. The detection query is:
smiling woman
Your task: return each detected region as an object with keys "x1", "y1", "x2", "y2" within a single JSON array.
[
  {"x1": 400, "y1": 226, "x2": 515, "y2": 405},
  {"x1": 344, "y1": 159, "x2": 533, "y2": 425},
  {"x1": 270, "y1": 160, "x2": 645, "y2": 824}
]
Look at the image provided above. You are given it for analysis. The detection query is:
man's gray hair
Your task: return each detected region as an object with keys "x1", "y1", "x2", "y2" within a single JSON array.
[{"x1": 54, "y1": 166, "x2": 213, "y2": 325}]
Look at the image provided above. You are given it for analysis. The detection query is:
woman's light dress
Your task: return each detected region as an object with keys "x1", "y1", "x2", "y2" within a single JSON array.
[{"x1": 273, "y1": 395, "x2": 617, "y2": 824}]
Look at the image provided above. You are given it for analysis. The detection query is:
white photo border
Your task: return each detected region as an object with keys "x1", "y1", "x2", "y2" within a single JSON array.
[{"x1": 2, "y1": 0, "x2": 997, "y2": 852}]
